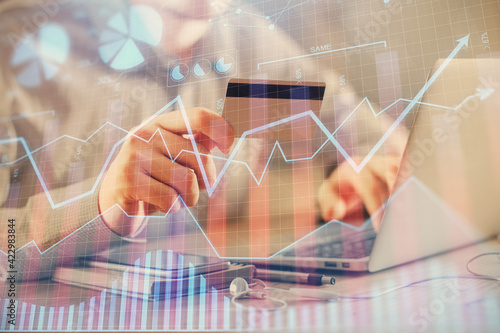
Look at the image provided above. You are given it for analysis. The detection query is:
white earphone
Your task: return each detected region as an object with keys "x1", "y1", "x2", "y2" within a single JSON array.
[
  {"x1": 229, "y1": 277, "x2": 287, "y2": 310},
  {"x1": 227, "y1": 252, "x2": 500, "y2": 310}
]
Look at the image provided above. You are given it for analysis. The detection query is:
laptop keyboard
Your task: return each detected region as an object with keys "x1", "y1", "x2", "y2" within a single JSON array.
[{"x1": 282, "y1": 232, "x2": 376, "y2": 259}]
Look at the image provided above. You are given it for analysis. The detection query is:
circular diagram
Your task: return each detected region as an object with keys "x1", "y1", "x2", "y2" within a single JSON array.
[
  {"x1": 193, "y1": 59, "x2": 212, "y2": 78},
  {"x1": 170, "y1": 63, "x2": 189, "y2": 82},
  {"x1": 215, "y1": 55, "x2": 234, "y2": 74},
  {"x1": 98, "y1": 5, "x2": 163, "y2": 71},
  {"x1": 10, "y1": 23, "x2": 70, "y2": 88}
]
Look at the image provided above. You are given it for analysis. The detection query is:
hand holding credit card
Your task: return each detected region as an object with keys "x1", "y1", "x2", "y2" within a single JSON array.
[{"x1": 223, "y1": 79, "x2": 326, "y2": 140}]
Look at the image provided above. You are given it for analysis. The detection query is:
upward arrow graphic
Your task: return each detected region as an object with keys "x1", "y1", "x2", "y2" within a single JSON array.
[
  {"x1": 476, "y1": 88, "x2": 495, "y2": 101},
  {"x1": 353, "y1": 35, "x2": 470, "y2": 171},
  {"x1": 0, "y1": 36, "x2": 472, "y2": 205},
  {"x1": 0, "y1": 38, "x2": 480, "y2": 259}
]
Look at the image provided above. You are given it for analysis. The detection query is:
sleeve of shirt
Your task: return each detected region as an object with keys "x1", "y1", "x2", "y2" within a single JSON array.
[
  {"x1": 0, "y1": 96, "x2": 125, "y2": 282},
  {"x1": 0, "y1": 166, "x2": 127, "y2": 281},
  {"x1": 0, "y1": 2, "x2": 132, "y2": 282}
]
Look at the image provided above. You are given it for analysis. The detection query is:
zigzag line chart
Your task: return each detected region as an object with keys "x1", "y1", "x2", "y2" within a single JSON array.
[
  {"x1": 0, "y1": 35, "x2": 486, "y2": 259},
  {"x1": 0, "y1": 87, "x2": 490, "y2": 193},
  {"x1": 0, "y1": 173, "x2": 470, "y2": 331},
  {"x1": 1, "y1": 167, "x2": 478, "y2": 332},
  {"x1": 0, "y1": 173, "x2": 470, "y2": 261}
]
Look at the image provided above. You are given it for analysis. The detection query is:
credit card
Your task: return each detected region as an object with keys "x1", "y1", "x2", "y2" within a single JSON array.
[{"x1": 222, "y1": 78, "x2": 326, "y2": 140}]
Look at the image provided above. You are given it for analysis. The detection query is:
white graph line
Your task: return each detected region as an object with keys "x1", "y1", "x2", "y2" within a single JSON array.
[
  {"x1": 3, "y1": 121, "x2": 132, "y2": 165},
  {"x1": 0, "y1": 98, "x2": 178, "y2": 208},
  {"x1": 257, "y1": 41, "x2": 387, "y2": 69},
  {"x1": 194, "y1": 33, "x2": 473, "y2": 192},
  {"x1": 354, "y1": 35, "x2": 470, "y2": 171},
  {"x1": 0, "y1": 175, "x2": 468, "y2": 261},
  {"x1": 0, "y1": 110, "x2": 55, "y2": 123},
  {"x1": 0, "y1": 35, "x2": 475, "y2": 259},
  {"x1": 211, "y1": 0, "x2": 318, "y2": 28},
  {"x1": 0, "y1": 35, "x2": 475, "y2": 209},
  {"x1": 0, "y1": 89, "x2": 485, "y2": 187},
  {"x1": 332, "y1": 86, "x2": 492, "y2": 136},
  {"x1": 273, "y1": 0, "x2": 294, "y2": 24},
  {"x1": 1, "y1": 111, "x2": 481, "y2": 260}
]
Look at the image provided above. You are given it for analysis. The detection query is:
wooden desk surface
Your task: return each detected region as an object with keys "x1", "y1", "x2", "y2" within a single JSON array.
[{"x1": 3, "y1": 238, "x2": 500, "y2": 332}]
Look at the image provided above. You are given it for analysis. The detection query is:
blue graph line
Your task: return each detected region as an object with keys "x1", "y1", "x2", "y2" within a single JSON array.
[
  {"x1": 257, "y1": 40, "x2": 387, "y2": 69},
  {"x1": 186, "y1": 72, "x2": 489, "y2": 196},
  {"x1": 355, "y1": 35, "x2": 470, "y2": 171},
  {"x1": 273, "y1": 0, "x2": 294, "y2": 24},
  {"x1": 1, "y1": 87, "x2": 484, "y2": 206},
  {"x1": 0, "y1": 35, "x2": 475, "y2": 261},
  {"x1": 0, "y1": 98, "x2": 178, "y2": 208},
  {"x1": 0, "y1": 110, "x2": 55, "y2": 123},
  {"x1": 1, "y1": 121, "x2": 130, "y2": 165},
  {"x1": 0, "y1": 174, "x2": 470, "y2": 263},
  {"x1": 211, "y1": 0, "x2": 317, "y2": 28},
  {"x1": 0, "y1": 34, "x2": 474, "y2": 210}
]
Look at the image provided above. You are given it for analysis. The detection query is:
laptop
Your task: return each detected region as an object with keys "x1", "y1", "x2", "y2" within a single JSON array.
[{"x1": 248, "y1": 58, "x2": 500, "y2": 272}]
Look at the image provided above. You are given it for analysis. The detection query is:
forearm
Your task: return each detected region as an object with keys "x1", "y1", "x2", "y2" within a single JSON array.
[{"x1": 0, "y1": 181, "x2": 125, "y2": 281}]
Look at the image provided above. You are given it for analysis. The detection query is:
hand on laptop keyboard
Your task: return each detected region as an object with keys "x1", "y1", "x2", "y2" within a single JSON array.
[{"x1": 317, "y1": 154, "x2": 400, "y2": 230}]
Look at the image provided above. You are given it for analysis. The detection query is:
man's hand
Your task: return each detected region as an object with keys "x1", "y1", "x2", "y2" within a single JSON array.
[
  {"x1": 98, "y1": 107, "x2": 234, "y2": 236},
  {"x1": 317, "y1": 155, "x2": 400, "y2": 230}
]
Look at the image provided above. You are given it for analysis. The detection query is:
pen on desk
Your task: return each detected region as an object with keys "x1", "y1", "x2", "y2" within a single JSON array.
[{"x1": 255, "y1": 268, "x2": 335, "y2": 286}]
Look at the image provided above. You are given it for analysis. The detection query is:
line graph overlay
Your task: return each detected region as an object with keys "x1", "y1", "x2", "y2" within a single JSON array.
[
  {"x1": 355, "y1": 35, "x2": 470, "y2": 171},
  {"x1": 0, "y1": 35, "x2": 476, "y2": 259},
  {"x1": 211, "y1": 0, "x2": 324, "y2": 31},
  {"x1": 0, "y1": 89, "x2": 484, "y2": 196},
  {"x1": 0, "y1": 35, "x2": 474, "y2": 210},
  {"x1": 257, "y1": 41, "x2": 387, "y2": 69},
  {"x1": 0, "y1": 175, "x2": 472, "y2": 262},
  {"x1": 0, "y1": 98, "x2": 178, "y2": 208},
  {"x1": 0, "y1": 110, "x2": 55, "y2": 123},
  {"x1": 0, "y1": 85, "x2": 484, "y2": 254}
]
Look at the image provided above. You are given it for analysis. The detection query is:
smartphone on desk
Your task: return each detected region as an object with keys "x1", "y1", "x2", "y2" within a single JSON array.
[
  {"x1": 80, "y1": 246, "x2": 229, "y2": 279},
  {"x1": 54, "y1": 262, "x2": 255, "y2": 300},
  {"x1": 57, "y1": 246, "x2": 253, "y2": 300}
]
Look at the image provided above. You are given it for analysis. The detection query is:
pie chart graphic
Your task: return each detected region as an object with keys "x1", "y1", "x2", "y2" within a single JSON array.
[
  {"x1": 10, "y1": 23, "x2": 70, "y2": 88},
  {"x1": 215, "y1": 55, "x2": 234, "y2": 74},
  {"x1": 167, "y1": 50, "x2": 237, "y2": 87},
  {"x1": 193, "y1": 59, "x2": 211, "y2": 78},
  {"x1": 170, "y1": 63, "x2": 189, "y2": 82},
  {"x1": 98, "y1": 5, "x2": 162, "y2": 71}
]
